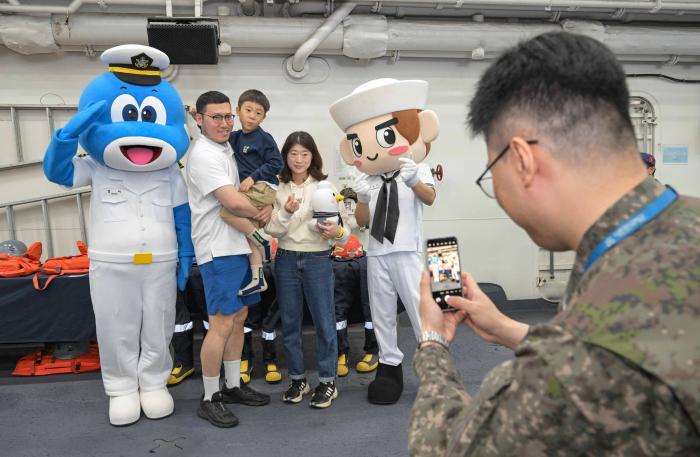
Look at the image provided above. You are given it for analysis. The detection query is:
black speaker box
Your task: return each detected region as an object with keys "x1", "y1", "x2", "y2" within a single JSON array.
[{"x1": 147, "y1": 18, "x2": 219, "y2": 65}]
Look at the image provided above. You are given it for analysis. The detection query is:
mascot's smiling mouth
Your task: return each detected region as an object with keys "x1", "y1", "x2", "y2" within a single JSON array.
[
  {"x1": 120, "y1": 145, "x2": 162, "y2": 165},
  {"x1": 366, "y1": 153, "x2": 379, "y2": 161}
]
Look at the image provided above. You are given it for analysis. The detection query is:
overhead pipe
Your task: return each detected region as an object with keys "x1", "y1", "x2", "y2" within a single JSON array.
[
  {"x1": 3, "y1": 13, "x2": 700, "y2": 63},
  {"x1": 287, "y1": 1, "x2": 356, "y2": 78},
  {"x1": 348, "y1": 0, "x2": 700, "y2": 12},
  {"x1": 3, "y1": 0, "x2": 700, "y2": 15},
  {"x1": 0, "y1": 0, "x2": 207, "y2": 15}
]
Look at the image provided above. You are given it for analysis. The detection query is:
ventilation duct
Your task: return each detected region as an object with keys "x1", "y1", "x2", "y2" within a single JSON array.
[{"x1": 1, "y1": 14, "x2": 700, "y2": 65}]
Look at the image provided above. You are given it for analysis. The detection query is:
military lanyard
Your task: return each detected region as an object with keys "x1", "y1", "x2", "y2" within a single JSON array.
[{"x1": 583, "y1": 186, "x2": 678, "y2": 274}]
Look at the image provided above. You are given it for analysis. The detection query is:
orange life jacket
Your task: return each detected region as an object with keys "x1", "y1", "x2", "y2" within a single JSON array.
[
  {"x1": 333, "y1": 235, "x2": 365, "y2": 259},
  {"x1": 12, "y1": 342, "x2": 100, "y2": 376},
  {"x1": 33, "y1": 240, "x2": 90, "y2": 290},
  {"x1": 0, "y1": 241, "x2": 42, "y2": 278}
]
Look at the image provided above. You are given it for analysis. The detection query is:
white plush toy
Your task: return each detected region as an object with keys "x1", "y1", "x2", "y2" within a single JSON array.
[{"x1": 307, "y1": 180, "x2": 344, "y2": 232}]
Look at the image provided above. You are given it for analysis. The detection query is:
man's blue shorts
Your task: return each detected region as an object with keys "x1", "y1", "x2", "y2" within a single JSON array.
[{"x1": 198, "y1": 255, "x2": 260, "y2": 316}]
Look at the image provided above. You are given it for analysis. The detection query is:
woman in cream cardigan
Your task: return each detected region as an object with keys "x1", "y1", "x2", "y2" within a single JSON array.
[{"x1": 265, "y1": 131, "x2": 349, "y2": 409}]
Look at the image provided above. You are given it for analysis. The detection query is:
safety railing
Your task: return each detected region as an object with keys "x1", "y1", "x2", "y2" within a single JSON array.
[
  {"x1": 1, "y1": 188, "x2": 90, "y2": 258},
  {"x1": 0, "y1": 104, "x2": 78, "y2": 170}
]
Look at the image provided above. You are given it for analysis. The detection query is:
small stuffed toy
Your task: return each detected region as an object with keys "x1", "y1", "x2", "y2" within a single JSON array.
[
  {"x1": 307, "y1": 180, "x2": 345, "y2": 233},
  {"x1": 330, "y1": 78, "x2": 439, "y2": 405}
]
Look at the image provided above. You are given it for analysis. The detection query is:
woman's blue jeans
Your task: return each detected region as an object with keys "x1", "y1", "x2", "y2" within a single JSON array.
[{"x1": 275, "y1": 248, "x2": 337, "y2": 382}]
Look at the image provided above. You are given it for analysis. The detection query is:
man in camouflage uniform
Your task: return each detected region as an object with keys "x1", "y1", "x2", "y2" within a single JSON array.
[{"x1": 409, "y1": 32, "x2": 699, "y2": 456}]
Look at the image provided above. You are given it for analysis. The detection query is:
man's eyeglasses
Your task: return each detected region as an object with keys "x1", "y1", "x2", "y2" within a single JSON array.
[
  {"x1": 199, "y1": 112, "x2": 235, "y2": 124},
  {"x1": 475, "y1": 139, "x2": 538, "y2": 198}
]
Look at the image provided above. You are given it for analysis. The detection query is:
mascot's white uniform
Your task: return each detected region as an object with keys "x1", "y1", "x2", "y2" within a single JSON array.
[
  {"x1": 330, "y1": 79, "x2": 439, "y2": 404},
  {"x1": 43, "y1": 45, "x2": 193, "y2": 426}
]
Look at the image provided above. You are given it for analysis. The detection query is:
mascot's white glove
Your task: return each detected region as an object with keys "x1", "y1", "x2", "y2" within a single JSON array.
[
  {"x1": 399, "y1": 157, "x2": 420, "y2": 188},
  {"x1": 353, "y1": 173, "x2": 372, "y2": 203}
]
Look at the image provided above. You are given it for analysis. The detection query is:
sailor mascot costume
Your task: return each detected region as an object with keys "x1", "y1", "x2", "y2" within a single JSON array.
[
  {"x1": 43, "y1": 45, "x2": 193, "y2": 426},
  {"x1": 329, "y1": 79, "x2": 439, "y2": 404}
]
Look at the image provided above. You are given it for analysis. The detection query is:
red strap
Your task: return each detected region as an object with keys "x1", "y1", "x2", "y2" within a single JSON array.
[{"x1": 33, "y1": 272, "x2": 62, "y2": 291}]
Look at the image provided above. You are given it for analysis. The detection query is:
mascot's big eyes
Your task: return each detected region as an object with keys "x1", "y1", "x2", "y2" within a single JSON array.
[
  {"x1": 376, "y1": 126, "x2": 396, "y2": 148},
  {"x1": 351, "y1": 138, "x2": 363, "y2": 157},
  {"x1": 111, "y1": 94, "x2": 140, "y2": 123},
  {"x1": 123, "y1": 106, "x2": 139, "y2": 121},
  {"x1": 140, "y1": 96, "x2": 167, "y2": 125},
  {"x1": 110, "y1": 94, "x2": 167, "y2": 125},
  {"x1": 142, "y1": 106, "x2": 156, "y2": 122}
]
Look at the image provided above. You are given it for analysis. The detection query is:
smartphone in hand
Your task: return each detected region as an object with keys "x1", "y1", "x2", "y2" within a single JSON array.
[{"x1": 426, "y1": 236, "x2": 462, "y2": 311}]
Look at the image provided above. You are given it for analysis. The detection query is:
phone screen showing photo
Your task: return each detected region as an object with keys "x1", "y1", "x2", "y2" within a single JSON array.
[{"x1": 426, "y1": 237, "x2": 461, "y2": 310}]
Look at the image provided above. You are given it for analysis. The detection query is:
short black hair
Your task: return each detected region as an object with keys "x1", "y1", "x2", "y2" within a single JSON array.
[
  {"x1": 468, "y1": 32, "x2": 636, "y2": 161},
  {"x1": 196, "y1": 91, "x2": 230, "y2": 114},
  {"x1": 238, "y1": 89, "x2": 270, "y2": 113}
]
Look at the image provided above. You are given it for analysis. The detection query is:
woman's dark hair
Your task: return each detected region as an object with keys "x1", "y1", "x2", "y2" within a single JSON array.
[{"x1": 279, "y1": 131, "x2": 328, "y2": 183}]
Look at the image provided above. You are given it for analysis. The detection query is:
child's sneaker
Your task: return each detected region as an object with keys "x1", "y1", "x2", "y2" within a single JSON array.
[
  {"x1": 282, "y1": 379, "x2": 310, "y2": 404},
  {"x1": 309, "y1": 381, "x2": 338, "y2": 409}
]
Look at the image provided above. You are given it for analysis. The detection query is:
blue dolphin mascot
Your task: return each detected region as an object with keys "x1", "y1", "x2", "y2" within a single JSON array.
[{"x1": 43, "y1": 45, "x2": 193, "y2": 426}]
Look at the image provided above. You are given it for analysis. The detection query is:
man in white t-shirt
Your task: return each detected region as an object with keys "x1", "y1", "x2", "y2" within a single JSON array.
[
  {"x1": 330, "y1": 79, "x2": 439, "y2": 404},
  {"x1": 186, "y1": 91, "x2": 272, "y2": 427}
]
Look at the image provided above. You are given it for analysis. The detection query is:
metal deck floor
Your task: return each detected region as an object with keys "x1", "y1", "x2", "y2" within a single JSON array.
[{"x1": 0, "y1": 301, "x2": 556, "y2": 457}]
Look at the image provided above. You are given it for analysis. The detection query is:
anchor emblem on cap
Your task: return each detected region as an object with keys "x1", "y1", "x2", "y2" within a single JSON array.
[{"x1": 131, "y1": 53, "x2": 153, "y2": 69}]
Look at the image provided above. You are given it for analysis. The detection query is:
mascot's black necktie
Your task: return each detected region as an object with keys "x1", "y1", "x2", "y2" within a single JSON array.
[{"x1": 371, "y1": 171, "x2": 400, "y2": 244}]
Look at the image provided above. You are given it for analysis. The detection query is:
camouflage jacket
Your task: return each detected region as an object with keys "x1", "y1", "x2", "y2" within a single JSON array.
[{"x1": 409, "y1": 178, "x2": 700, "y2": 456}]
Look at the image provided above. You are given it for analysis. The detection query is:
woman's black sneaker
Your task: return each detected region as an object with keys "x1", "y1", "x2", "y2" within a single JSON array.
[
  {"x1": 282, "y1": 379, "x2": 310, "y2": 403},
  {"x1": 309, "y1": 381, "x2": 338, "y2": 409},
  {"x1": 197, "y1": 392, "x2": 239, "y2": 428}
]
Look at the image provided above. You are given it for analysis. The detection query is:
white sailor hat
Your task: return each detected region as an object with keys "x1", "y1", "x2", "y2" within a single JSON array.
[
  {"x1": 329, "y1": 78, "x2": 429, "y2": 131},
  {"x1": 100, "y1": 44, "x2": 169, "y2": 86}
]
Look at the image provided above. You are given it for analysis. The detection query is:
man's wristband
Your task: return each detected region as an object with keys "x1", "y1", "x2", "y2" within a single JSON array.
[
  {"x1": 334, "y1": 227, "x2": 345, "y2": 240},
  {"x1": 418, "y1": 330, "x2": 449, "y2": 350}
]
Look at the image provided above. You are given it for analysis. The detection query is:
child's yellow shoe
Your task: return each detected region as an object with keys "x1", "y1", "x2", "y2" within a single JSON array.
[
  {"x1": 240, "y1": 359, "x2": 252, "y2": 384},
  {"x1": 337, "y1": 354, "x2": 349, "y2": 377},
  {"x1": 356, "y1": 353, "x2": 379, "y2": 373},
  {"x1": 167, "y1": 362, "x2": 194, "y2": 386},
  {"x1": 264, "y1": 362, "x2": 282, "y2": 384}
]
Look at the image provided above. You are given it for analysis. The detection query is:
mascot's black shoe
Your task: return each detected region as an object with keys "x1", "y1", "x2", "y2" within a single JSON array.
[{"x1": 367, "y1": 362, "x2": 403, "y2": 405}]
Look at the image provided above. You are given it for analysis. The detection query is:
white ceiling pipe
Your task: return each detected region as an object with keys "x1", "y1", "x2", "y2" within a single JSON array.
[
  {"x1": 4, "y1": 13, "x2": 700, "y2": 62},
  {"x1": 0, "y1": 0, "x2": 207, "y2": 15},
  {"x1": 387, "y1": 22, "x2": 560, "y2": 53},
  {"x1": 219, "y1": 17, "x2": 345, "y2": 50},
  {"x1": 52, "y1": 15, "x2": 149, "y2": 46},
  {"x1": 3, "y1": 0, "x2": 700, "y2": 15},
  {"x1": 44, "y1": 42, "x2": 700, "y2": 63},
  {"x1": 353, "y1": 0, "x2": 700, "y2": 11},
  {"x1": 288, "y1": 1, "x2": 356, "y2": 78},
  {"x1": 285, "y1": 2, "x2": 698, "y2": 20}
]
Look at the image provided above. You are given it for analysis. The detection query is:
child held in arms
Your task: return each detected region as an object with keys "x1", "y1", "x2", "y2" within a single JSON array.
[{"x1": 221, "y1": 89, "x2": 283, "y2": 295}]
